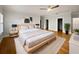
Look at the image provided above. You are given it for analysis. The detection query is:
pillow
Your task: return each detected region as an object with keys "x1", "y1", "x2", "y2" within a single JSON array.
[
  {"x1": 19, "y1": 26, "x2": 28, "y2": 34},
  {"x1": 28, "y1": 24, "x2": 35, "y2": 29},
  {"x1": 19, "y1": 29, "x2": 26, "y2": 34},
  {"x1": 28, "y1": 25, "x2": 33, "y2": 29},
  {"x1": 19, "y1": 29, "x2": 36, "y2": 35},
  {"x1": 20, "y1": 25, "x2": 28, "y2": 29}
]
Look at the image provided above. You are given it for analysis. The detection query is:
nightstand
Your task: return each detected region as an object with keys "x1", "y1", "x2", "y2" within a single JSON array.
[
  {"x1": 9, "y1": 32, "x2": 19, "y2": 37},
  {"x1": 9, "y1": 29, "x2": 19, "y2": 37}
]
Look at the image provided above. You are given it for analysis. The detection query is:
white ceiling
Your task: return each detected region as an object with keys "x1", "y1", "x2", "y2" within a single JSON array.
[{"x1": 2, "y1": 5, "x2": 79, "y2": 15}]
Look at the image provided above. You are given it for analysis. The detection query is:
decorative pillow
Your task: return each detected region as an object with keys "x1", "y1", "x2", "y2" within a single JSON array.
[
  {"x1": 20, "y1": 25, "x2": 28, "y2": 29},
  {"x1": 28, "y1": 24, "x2": 35, "y2": 29},
  {"x1": 28, "y1": 25, "x2": 34, "y2": 29}
]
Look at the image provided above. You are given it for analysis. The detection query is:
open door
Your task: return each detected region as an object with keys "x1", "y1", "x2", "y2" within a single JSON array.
[
  {"x1": 46, "y1": 19, "x2": 49, "y2": 30},
  {"x1": 58, "y1": 18, "x2": 63, "y2": 32}
]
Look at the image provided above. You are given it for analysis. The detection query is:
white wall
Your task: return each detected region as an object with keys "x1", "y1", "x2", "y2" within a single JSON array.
[
  {"x1": 45, "y1": 15, "x2": 57, "y2": 31},
  {"x1": 72, "y1": 13, "x2": 79, "y2": 18},
  {"x1": 3, "y1": 11, "x2": 40, "y2": 35},
  {"x1": 45, "y1": 12, "x2": 72, "y2": 34},
  {"x1": 3, "y1": 10, "x2": 72, "y2": 36}
]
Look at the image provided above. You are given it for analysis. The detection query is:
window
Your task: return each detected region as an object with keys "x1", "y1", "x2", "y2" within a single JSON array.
[
  {"x1": 0, "y1": 13, "x2": 3, "y2": 35},
  {"x1": 73, "y1": 18, "x2": 79, "y2": 30}
]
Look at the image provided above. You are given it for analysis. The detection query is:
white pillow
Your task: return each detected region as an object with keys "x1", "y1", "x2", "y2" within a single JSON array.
[
  {"x1": 28, "y1": 24, "x2": 35, "y2": 29},
  {"x1": 19, "y1": 29, "x2": 26, "y2": 34},
  {"x1": 19, "y1": 28, "x2": 38, "y2": 35},
  {"x1": 20, "y1": 25, "x2": 28, "y2": 29}
]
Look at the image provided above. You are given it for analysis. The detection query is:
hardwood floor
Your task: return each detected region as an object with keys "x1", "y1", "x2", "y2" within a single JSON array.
[
  {"x1": 56, "y1": 31, "x2": 71, "y2": 54},
  {"x1": 0, "y1": 37, "x2": 16, "y2": 54},
  {"x1": 0, "y1": 31, "x2": 71, "y2": 54}
]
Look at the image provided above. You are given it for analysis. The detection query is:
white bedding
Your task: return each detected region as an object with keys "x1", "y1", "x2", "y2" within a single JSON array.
[
  {"x1": 26, "y1": 31, "x2": 54, "y2": 48},
  {"x1": 18, "y1": 29, "x2": 55, "y2": 48},
  {"x1": 19, "y1": 29, "x2": 40, "y2": 45},
  {"x1": 14, "y1": 38, "x2": 27, "y2": 54}
]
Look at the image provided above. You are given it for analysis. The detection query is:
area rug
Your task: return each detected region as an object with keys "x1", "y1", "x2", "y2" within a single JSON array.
[
  {"x1": 14, "y1": 37, "x2": 65, "y2": 54},
  {"x1": 33, "y1": 37, "x2": 65, "y2": 54}
]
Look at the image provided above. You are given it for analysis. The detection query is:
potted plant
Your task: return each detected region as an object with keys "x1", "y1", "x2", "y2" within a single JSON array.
[
  {"x1": 64, "y1": 23, "x2": 70, "y2": 34},
  {"x1": 74, "y1": 29, "x2": 79, "y2": 35}
]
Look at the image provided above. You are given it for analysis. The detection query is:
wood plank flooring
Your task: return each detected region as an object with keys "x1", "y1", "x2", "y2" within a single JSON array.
[
  {"x1": 0, "y1": 37, "x2": 16, "y2": 54},
  {"x1": 56, "y1": 31, "x2": 71, "y2": 54},
  {"x1": 0, "y1": 31, "x2": 71, "y2": 54}
]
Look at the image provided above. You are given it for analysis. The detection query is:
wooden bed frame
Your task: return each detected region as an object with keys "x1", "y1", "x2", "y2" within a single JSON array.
[
  {"x1": 24, "y1": 35, "x2": 56, "y2": 53},
  {"x1": 17, "y1": 24, "x2": 56, "y2": 53}
]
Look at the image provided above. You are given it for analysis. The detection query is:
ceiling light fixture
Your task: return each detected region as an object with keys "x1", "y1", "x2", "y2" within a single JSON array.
[
  {"x1": 40, "y1": 5, "x2": 59, "y2": 12},
  {"x1": 47, "y1": 8, "x2": 52, "y2": 12}
]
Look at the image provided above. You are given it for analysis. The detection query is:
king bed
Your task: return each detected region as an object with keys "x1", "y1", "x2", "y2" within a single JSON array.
[{"x1": 15, "y1": 24, "x2": 56, "y2": 53}]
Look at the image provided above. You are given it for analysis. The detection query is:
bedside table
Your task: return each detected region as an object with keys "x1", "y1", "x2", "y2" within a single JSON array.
[
  {"x1": 9, "y1": 30, "x2": 19, "y2": 37},
  {"x1": 9, "y1": 27, "x2": 19, "y2": 37}
]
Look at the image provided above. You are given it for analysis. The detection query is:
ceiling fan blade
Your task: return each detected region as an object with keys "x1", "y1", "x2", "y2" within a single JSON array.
[
  {"x1": 51, "y1": 5, "x2": 59, "y2": 9},
  {"x1": 40, "y1": 5, "x2": 59, "y2": 11}
]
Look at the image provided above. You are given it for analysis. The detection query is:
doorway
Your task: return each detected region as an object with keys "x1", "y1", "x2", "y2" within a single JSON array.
[
  {"x1": 40, "y1": 19, "x2": 44, "y2": 29},
  {"x1": 46, "y1": 19, "x2": 49, "y2": 30},
  {"x1": 40, "y1": 19, "x2": 42, "y2": 29},
  {"x1": 58, "y1": 18, "x2": 63, "y2": 32}
]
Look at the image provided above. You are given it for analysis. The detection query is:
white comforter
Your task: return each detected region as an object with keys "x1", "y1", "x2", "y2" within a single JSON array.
[
  {"x1": 18, "y1": 29, "x2": 55, "y2": 48},
  {"x1": 26, "y1": 31, "x2": 54, "y2": 48}
]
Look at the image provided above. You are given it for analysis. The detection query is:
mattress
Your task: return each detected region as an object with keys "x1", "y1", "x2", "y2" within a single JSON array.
[
  {"x1": 18, "y1": 29, "x2": 50, "y2": 45},
  {"x1": 18, "y1": 29, "x2": 40, "y2": 45},
  {"x1": 18, "y1": 29, "x2": 55, "y2": 48},
  {"x1": 26, "y1": 31, "x2": 55, "y2": 48}
]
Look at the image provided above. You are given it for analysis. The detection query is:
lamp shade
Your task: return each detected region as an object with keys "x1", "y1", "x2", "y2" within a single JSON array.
[
  {"x1": 24, "y1": 18, "x2": 30, "y2": 23},
  {"x1": 35, "y1": 24, "x2": 39, "y2": 26},
  {"x1": 12, "y1": 24, "x2": 17, "y2": 27}
]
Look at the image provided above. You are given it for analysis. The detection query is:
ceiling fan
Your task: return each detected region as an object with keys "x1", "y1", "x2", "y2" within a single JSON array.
[{"x1": 40, "y1": 5, "x2": 59, "y2": 11}]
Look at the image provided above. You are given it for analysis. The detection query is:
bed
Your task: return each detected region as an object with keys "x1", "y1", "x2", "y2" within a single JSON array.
[{"x1": 15, "y1": 24, "x2": 56, "y2": 53}]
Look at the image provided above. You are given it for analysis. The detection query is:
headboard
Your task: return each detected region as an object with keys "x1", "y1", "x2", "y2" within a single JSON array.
[{"x1": 17, "y1": 23, "x2": 35, "y2": 30}]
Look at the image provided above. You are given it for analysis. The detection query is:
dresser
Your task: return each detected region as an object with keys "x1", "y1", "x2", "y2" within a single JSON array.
[{"x1": 69, "y1": 34, "x2": 79, "y2": 54}]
